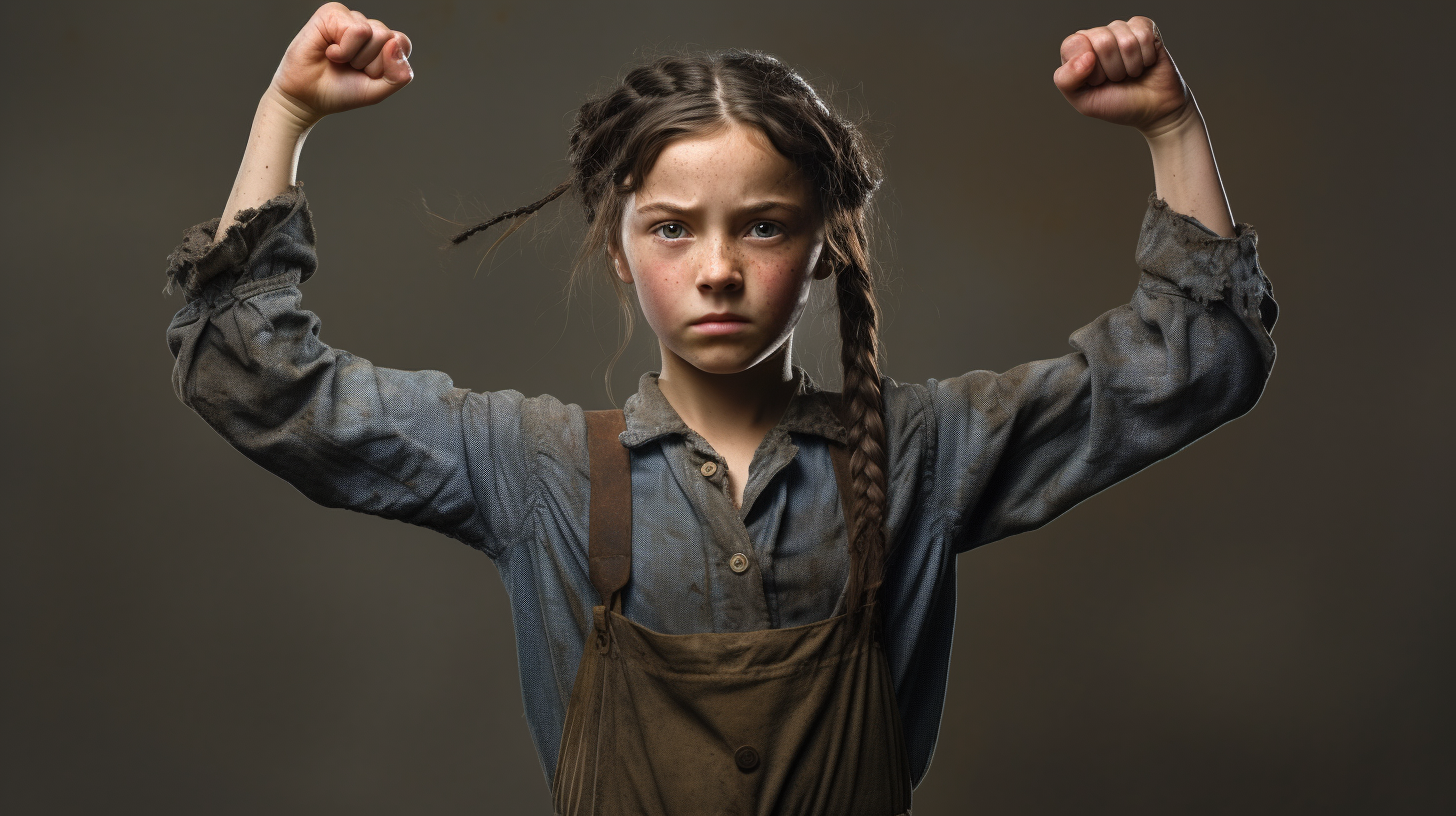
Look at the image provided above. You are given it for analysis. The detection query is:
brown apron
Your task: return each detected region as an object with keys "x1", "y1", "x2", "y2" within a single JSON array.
[{"x1": 552, "y1": 410, "x2": 913, "y2": 816}]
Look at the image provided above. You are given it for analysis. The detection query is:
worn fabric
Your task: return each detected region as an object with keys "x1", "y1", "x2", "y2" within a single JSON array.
[
  {"x1": 559, "y1": 606, "x2": 912, "y2": 816},
  {"x1": 162, "y1": 183, "x2": 1277, "y2": 788},
  {"x1": 554, "y1": 413, "x2": 910, "y2": 816}
]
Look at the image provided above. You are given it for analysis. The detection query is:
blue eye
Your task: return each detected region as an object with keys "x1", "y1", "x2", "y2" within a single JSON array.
[
  {"x1": 657, "y1": 223, "x2": 685, "y2": 239},
  {"x1": 751, "y1": 222, "x2": 781, "y2": 238}
]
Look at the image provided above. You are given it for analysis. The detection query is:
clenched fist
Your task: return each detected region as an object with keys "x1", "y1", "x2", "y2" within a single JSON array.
[
  {"x1": 267, "y1": 2, "x2": 413, "y2": 127},
  {"x1": 1053, "y1": 17, "x2": 1192, "y2": 136}
]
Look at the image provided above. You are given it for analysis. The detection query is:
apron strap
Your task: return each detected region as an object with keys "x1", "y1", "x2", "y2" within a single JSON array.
[{"x1": 585, "y1": 409, "x2": 632, "y2": 611}]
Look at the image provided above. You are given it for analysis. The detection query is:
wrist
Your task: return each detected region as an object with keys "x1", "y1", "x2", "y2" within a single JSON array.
[
  {"x1": 259, "y1": 87, "x2": 322, "y2": 136},
  {"x1": 1140, "y1": 99, "x2": 1203, "y2": 144}
]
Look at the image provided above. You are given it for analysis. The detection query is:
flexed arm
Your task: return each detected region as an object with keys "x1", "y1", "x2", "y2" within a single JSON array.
[
  {"x1": 1054, "y1": 17, "x2": 1235, "y2": 237},
  {"x1": 216, "y1": 2, "x2": 412, "y2": 237},
  {"x1": 165, "y1": 5, "x2": 532, "y2": 557},
  {"x1": 929, "y1": 19, "x2": 1276, "y2": 553}
]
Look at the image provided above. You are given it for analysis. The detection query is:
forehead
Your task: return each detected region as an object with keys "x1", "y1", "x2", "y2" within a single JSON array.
[{"x1": 635, "y1": 123, "x2": 814, "y2": 207}]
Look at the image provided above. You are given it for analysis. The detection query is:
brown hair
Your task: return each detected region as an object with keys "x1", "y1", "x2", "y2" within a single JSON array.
[{"x1": 454, "y1": 51, "x2": 889, "y2": 621}]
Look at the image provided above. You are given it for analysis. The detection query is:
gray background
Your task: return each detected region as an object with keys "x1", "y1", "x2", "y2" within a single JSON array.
[{"x1": 4, "y1": 0, "x2": 1451, "y2": 813}]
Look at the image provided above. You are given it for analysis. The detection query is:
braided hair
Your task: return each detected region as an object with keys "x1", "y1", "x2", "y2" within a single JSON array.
[{"x1": 455, "y1": 51, "x2": 889, "y2": 621}]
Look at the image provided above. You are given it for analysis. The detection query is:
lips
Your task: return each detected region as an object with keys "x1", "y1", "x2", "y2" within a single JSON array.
[
  {"x1": 690, "y1": 312, "x2": 750, "y2": 335},
  {"x1": 692, "y1": 312, "x2": 749, "y2": 325}
]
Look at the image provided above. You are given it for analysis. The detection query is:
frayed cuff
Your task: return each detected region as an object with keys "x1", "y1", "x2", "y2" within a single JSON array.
[
  {"x1": 1136, "y1": 192, "x2": 1276, "y2": 332},
  {"x1": 162, "y1": 183, "x2": 314, "y2": 304}
]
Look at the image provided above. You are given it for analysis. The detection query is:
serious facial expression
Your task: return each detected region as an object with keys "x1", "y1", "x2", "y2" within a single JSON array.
[{"x1": 610, "y1": 123, "x2": 828, "y2": 376}]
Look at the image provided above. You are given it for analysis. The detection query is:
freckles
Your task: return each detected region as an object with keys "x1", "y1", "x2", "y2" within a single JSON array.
[
  {"x1": 762, "y1": 261, "x2": 806, "y2": 286},
  {"x1": 758, "y1": 261, "x2": 812, "y2": 318}
]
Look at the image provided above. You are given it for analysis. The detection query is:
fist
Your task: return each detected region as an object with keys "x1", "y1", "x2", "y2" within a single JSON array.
[
  {"x1": 268, "y1": 2, "x2": 413, "y2": 125},
  {"x1": 1052, "y1": 17, "x2": 1191, "y2": 135}
]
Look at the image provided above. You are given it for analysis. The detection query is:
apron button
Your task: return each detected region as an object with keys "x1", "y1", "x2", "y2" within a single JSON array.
[
  {"x1": 734, "y1": 745, "x2": 760, "y2": 772},
  {"x1": 729, "y1": 553, "x2": 749, "y2": 573},
  {"x1": 699, "y1": 461, "x2": 718, "y2": 477}
]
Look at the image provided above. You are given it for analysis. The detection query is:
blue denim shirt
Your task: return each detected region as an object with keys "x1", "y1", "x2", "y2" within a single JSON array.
[{"x1": 163, "y1": 184, "x2": 1277, "y2": 787}]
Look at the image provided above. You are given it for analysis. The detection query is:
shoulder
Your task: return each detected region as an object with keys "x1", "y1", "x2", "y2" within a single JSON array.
[
  {"x1": 516, "y1": 393, "x2": 592, "y2": 480},
  {"x1": 449, "y1": 388, "x2": 592, "y2": 499}
]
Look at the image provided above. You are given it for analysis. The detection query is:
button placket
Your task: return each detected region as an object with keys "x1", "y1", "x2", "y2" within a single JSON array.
[{"x1": 670, "y1": 436, "x2": 770, "y2": 629}]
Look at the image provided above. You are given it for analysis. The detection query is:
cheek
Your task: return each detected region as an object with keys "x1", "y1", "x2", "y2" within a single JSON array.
[
  {"x1": 759, "y1": 259, "x2": 814, "y2": 320},
  {"x1": 627, "y1": 258, "x2": 682, "y2": 325},
  {"x1": 635, "y1": 279, "x2": 670, "y2": 323}
]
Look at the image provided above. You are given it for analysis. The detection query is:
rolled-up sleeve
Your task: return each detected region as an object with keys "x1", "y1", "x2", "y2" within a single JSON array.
[
  {"x1": 163, "y1": 184, "x2": 530, "y2": 557},
  {"x1": 931, "y1": 193, "x2": 1278, "y2": 553}
]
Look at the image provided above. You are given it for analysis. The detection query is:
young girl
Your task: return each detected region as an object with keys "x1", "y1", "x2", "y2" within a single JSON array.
[{"x1": 163, "y1": 4, "x2": 1277, "y2": 813}]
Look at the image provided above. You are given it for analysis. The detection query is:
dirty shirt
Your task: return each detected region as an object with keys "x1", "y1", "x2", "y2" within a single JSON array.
[{"x1": 162, "y1": 184, "x2": 1277, "y2": 788}]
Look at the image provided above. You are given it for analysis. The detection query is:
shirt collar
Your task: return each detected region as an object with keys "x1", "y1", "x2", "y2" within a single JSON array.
[{"x1": 619, "y1": 367, "x2": 850, "y2": 448}]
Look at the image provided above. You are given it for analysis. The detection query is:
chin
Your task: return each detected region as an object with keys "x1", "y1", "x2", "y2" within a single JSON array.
[
  {"x1": 671, "y1": 344, "x2": 749, "y2": 375},
  {"x1": 685, "y1": 356, "x2": 756, "y2": 376},
  {"x1": 669, "y1": 335, "x2": 789, "y2": 377}
]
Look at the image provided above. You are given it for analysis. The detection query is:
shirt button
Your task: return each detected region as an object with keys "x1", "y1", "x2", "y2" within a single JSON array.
[
  {"x1": 735, "y1": 745, "x2": 760, "y2": 772},
  {"x1": 699, "y1": 461, "x2": 718, "y2": 477},
  {"x1": 729, "y1": 553, "x2": 749, "y2": 573}
]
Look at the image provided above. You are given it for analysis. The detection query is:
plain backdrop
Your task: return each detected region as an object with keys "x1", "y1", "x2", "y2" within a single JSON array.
[{"x1": 3, "y1": 1, "x2": 1452, "y2": 813}]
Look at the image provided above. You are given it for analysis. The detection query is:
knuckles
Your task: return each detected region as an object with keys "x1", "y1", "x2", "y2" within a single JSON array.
[
  {"x1": 1062, "y1": 18, "x2": 1163, "y2": 72},
  {"x1": 1059, "y1": 31, "x2": 1093, "y2": 60}
]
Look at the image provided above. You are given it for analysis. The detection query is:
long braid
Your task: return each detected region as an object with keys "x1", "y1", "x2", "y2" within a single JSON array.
[{"x1": 836, "y1": 258, "x2": 889, "y2": 628}]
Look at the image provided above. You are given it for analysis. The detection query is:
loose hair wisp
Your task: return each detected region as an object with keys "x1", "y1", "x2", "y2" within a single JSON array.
[{"x1": 454, "y1": 51, "x2": 890, "y2": 625}]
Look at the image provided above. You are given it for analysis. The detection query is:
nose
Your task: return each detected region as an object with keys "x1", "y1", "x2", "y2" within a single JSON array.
[{"x1": 696, "y1": 236, "x2": 743, "y2": 294}]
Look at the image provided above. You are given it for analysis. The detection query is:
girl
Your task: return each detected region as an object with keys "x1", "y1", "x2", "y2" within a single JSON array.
[{"x1": 163, "y1": 4, "x2": 1277, "y2": 813}]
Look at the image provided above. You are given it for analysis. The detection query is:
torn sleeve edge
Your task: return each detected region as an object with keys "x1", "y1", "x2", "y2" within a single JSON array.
[
  {"x1": 1136, "y1": 192, "x2": 1275, "y2": 332},
  {"x1": 162, "y1": 182, "x2": 313, "y2": 301}
]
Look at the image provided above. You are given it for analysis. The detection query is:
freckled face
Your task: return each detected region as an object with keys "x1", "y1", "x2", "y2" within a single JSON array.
[{"x1": 609, "y1": 123, "x2": 828, "y2": 376}]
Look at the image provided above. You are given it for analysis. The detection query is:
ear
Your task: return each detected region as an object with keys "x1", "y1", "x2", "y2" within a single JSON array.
[
  {"x1": 811, "y1": 255, "x2": 833, "y2": 281},
  {"x1": 607, "y1": 245, "x2": 634, "y2": 285}
]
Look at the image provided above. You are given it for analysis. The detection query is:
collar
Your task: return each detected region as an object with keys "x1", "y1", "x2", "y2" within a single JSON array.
[{"x1": 619, "y1": 367, "x2": 850, "y2": 448}]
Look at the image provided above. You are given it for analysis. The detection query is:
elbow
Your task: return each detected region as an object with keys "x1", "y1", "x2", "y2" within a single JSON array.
[{"x1": 1187, "y1": 327, "x2": 1277, "y2": 430}]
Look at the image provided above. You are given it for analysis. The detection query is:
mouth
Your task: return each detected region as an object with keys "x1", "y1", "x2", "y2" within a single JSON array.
[{"x1": 690, "y1": 312, "x2": 750, "y2": 335}]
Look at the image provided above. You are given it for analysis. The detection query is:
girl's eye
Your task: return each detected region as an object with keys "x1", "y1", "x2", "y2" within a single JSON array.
[
  {"x1": 657, "y1": 223, "x2": 685, "y2": 240},
  {"x1": 751, "y1": 222, "x2": 782, "y2": 239}
]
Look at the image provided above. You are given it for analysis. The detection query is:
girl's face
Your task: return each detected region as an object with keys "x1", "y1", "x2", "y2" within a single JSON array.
[{"x1": 610, "y1": 123, "x2": 828, "y2": 377}]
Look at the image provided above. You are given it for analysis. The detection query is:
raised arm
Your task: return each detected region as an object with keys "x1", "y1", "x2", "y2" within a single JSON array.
[
  {"x1": 928, "y1": 19, "x2": 1277, "y2": 553},
  {"x1": 164, "y1": 4, "x2": 533, "y2": 557}
]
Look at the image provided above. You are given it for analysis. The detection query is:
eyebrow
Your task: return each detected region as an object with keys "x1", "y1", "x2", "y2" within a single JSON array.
[{"x1": 634, "y1": 200, "x2": 808, "y2": 218}]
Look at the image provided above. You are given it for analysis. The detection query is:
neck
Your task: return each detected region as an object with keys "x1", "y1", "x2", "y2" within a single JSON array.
[{"x1": 656, "y1": 339, "x2": 799, "y2": 438}]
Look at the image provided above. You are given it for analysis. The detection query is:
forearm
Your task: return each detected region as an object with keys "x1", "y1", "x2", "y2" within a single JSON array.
[
  {"x1": 216, "y1": 90, "x2": 317, "y2": 240},
  {"x1": 166, "y1": 273, "x2": 496, "y2": 549},
  {"x1": 1141, "y1": 99, "x2": 1235, "y2": 238}
]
